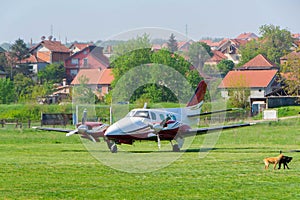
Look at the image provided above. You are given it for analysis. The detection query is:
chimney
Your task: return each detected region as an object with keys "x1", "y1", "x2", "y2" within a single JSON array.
[
  {"x1": 62, "y1": 78, "x2": 66, "y2": 87},
  {"x1": 48, "y1": 35, "x2": 53, "y2": 41},
  {"x1": 107, "y1": 45, "x2": 112, "y2": 54}
]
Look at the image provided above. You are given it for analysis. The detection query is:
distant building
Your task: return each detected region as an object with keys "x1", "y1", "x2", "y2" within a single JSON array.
[
  {"x1": 237, "y1": 54, "x2": 279, "y2": 71},
  {"x1": 30, "y1": 38, "x2": 70, "y2": 63},
  {"x1": 71, "y1": 68, "x2": 114, "y2": 99},
  {"x1": 217, "y1": 39, "x2": 248, "y2": 64},
  {"x1": 204, "y1": 50, "x2": 227, "y2": 66},
  {"x1": 236, "y1": 32, "x2": 258, "y2": 41},
  {"x1": 64, "y1": 45, "x2": 109, "y2": 83},
  {"x1": 218, "y1": 70, "x2": 280, "y2": 108},
  {"x1": 69, "y1": 42, "x2": 93, "y2": 54}
]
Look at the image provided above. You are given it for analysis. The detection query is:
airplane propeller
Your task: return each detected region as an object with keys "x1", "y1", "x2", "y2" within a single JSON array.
[
  {"x1": 66, "y1": 129, "x2": 78, "y2": 137},
  {"x1": 148, "y1": 116, "x2": 172, "y2": 150}
]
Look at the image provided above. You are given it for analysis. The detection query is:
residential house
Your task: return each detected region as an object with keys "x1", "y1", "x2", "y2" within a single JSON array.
[
  {"x1": 30, "y1": 37, "x2": 70, "y2": 64},
  {"x1": 218, "y1": 70, "x2": 280, "y2": 110},
  {"x1": 199, "y1": 40, "x2": 221, "y2": 50},
  {"x1": 18, "y1": 54, "x2": 48, "y2": 75},
  {"x1": 71, "y1": 68, "x2": 114, "y2": 99},
  {"x1": 177, "y1": 40, "x2": 194, "y2": 52},
  {"x1": 217, "y1": 39, "x2": 248, "y2": 64},
  {"x1": 236, "y1": 32, "x2": 258, "y2": 41},
  {"x1": 64, "y1": 45, "x2": 109, "y2": 83},
  {"x1": 280, "y1": 51, "x2": 300, "y2": 66},
  {"x1": 69, "y1": 42, "x2": 93, "y2": 54},
  {"x1": 237, "y1": 54, "x2": 279, "y2": 71},
  {"x1": 204, "y1": 50, "x2": 227, "y2": 66}
]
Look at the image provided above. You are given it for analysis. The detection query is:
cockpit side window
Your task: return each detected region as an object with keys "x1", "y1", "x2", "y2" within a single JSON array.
[
  {"x1": 133, "y1": 111, "x2": 150, "y2": 118},
  {"x1": 159, "y1": 114, "x2": 165, "y2": 121},
  {"x1": 150, "y1": 112, "x2": 156, "y2": 120}
]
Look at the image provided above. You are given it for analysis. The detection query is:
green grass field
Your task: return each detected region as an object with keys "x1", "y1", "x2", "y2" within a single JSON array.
[{"x1": 0, "y1": 118, "x2": 300, "y2": 199}]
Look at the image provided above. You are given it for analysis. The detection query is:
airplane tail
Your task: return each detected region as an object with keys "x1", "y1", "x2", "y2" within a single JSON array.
[{"x1": 186, "y1": 80, "x2": 207, "y2": 107}]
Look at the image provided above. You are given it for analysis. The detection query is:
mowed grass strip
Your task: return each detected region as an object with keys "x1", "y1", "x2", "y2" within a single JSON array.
[{"x1": 0, "y1": 118, "x2": 299, "y2": 199}]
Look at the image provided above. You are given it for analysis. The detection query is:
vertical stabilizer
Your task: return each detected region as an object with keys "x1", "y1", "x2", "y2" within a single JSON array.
[{"x1": 186, "y1": 81, "x2": 207, "y2": 107}]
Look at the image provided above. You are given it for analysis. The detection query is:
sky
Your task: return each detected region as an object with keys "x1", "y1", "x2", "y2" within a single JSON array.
[{"x1": 1, "y1": 0, "x2": 300, "y2": 44}]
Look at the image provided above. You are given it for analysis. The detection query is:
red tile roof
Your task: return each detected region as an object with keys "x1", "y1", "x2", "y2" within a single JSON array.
[
  {"x1": 20, "y1": 54, "x2": 47, "y2": 63},
  {"x1": 236, "y1": 32, "x2": 258, "y2": 40},
  {"x1": 69, "y1": 43, "x2": 93, "y2": 51},
  {"x1": 71, "y1": 68, "x2": 114, "y2": 85},
  {"x1": 280, "y1": 51, "x2": 300, "y2": 60},
  {"x1": 241, "y1": 54, "x2": 278, "y2": 69},
  {"x1": 207, "y1": 50, "x2": 227, "y2": 62},
  {"x1": 218, "y1": 70, "x2": 278, "y2": 88},
  {"x1": 31, "y1": 40, "x2": 70, "y2": 53}
]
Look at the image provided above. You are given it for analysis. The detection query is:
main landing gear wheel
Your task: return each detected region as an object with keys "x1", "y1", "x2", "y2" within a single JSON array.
[
  {"x1": 110, "y1": 143, "x2": 118, "y2": 153},
  {"x1": 172, "y1": 144, "x2": 180, "y2": 152}
]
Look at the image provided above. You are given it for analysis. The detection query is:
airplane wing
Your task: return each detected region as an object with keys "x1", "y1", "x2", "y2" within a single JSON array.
[
  {"x1": 32, "y1": 127, "x2": 75, "y2": 133},
  {"x1": 180, "y1": 122, "x2": 254, "y2": 137}
]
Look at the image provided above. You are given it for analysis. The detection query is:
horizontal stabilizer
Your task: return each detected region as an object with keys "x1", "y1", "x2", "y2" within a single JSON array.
[
  {"x1": 182, "y1": 123, "x2": 254, "y2": 137},
  {"x1": 187, "y1": 108, "x2": 242, "y2": 117}
]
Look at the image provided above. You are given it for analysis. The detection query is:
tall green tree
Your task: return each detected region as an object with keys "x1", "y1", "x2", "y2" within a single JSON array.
[
  {"x1": 72, "y1": 75, "x2": 97, "y2": 104},
  {"x1": 217, "y1": 59, "x2": 235, "y2": 76},
  {"x1": 239, "y1": 24, "x2": 293, "y2": 66},
  {"x1": 282, "y1": 55, "x2": 300, "y2": 96},
  {"x1": 112, "y1": 33, "x2": 151, "y2": 58},
  {"x1": 188, "y1": 42, "x2": 213, "y2": 73},
  {"x1": 167, "y1": 33, "x2": 178, "y2": 53},
  {"x1": 10, "y1": 38, "x2": 29, "y2": 63},
  {"x1": 259, "y1": 24, "x2": 293, "y2": 64},
  {"x1": 0, "y1": 78, "x2": 15, "y2": 104},
  {"x1": 38, "y1": 63, "x2": 66, "y2": 84},
  {"x1": 13, "y1": 73, "x2": 35, "y2": 101}
]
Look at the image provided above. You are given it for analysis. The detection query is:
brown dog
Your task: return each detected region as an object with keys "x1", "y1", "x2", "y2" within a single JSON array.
[{"x1": 263, "y1": 153, "x2": 284, "y2": 170}]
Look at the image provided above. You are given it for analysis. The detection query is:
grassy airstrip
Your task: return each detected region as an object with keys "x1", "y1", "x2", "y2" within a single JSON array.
[{"x1": 0, "y1": 118, "x2": 300, "y2": 199}]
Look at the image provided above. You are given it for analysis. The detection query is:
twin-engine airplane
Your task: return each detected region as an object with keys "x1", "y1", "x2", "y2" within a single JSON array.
[{"x1": 35, "y1": 81, "x2": 254, "y2": 153}]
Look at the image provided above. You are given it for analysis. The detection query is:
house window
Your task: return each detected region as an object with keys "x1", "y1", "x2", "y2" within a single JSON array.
[
  {"x1": 259, "y1": 89, "x2": 262, "y2": 92},
  {"x1": 70, "y1": 69, "x2": 78, "y2": 76},
  {"x1": 98, "y1": 85, "x2": 102, "y2": 93},
  {"x1": 83, "y1": 58, "x2": 88, "y2": 67},
  {"x1": 71, "y1": 58, "x2": 79, "y2": 65},
  {"x1": 83, "y1": 50, "x2": 87, "y2": 55}
]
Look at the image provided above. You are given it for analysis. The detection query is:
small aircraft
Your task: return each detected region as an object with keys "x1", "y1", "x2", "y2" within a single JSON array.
[{"x1": 35, "y1": 81, "x2": 254, "y2": 153}]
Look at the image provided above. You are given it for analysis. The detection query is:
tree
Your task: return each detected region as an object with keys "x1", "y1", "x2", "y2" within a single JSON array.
[
  {"x1": 217, "y1": 59, "x2": 234, "y2": 76},
  {"x1": 238, "y1": 39, "x2": 261, "y2": 66},
  {"x1": 167, "y1": 33, "x2": 178, "y2": 53},
  {"x1": 0, "y1": 78, "x2": 15, "y2": 104},
  {"x1": 227, "y1": 75, "x2": 250, "y2": 109},
  {"x1": 13, "y1": 73, "x2": 35, "y2": 101},
  {"x1": 38, "y1": 63, "x2": 66, "y2": 84},
  {"x1": 188, "y1": 42, "x2": 213, "y2": 73},
  {"x1": 282, "y1": 54, "x2": 300, "y2": 96},
  {"x1": 259, "y1": 24, "x2": 294, "y2": 64},
  {"x1": 111, "y1": 48, "x2": 202, "y2": 103},
  {"x1": 72, "y1": 75, "x2": 97, "y2": 104},
  {"x1": 112, "y1": 33, "x2": 151, "y2": 58},
  {"x1": 239, "y1": 24, "x2": 293, "y2": 66},
  {"x1": 9, "y1": 38, "x2": 29, "y2": 63}
]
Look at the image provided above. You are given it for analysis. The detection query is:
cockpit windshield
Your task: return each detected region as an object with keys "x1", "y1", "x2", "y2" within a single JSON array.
[{"x1": 126, "y1": 110, "x2": 150, "y2": 119}]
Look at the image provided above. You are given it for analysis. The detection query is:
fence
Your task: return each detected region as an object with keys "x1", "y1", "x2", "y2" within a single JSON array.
[{"x1": 0, "y1": 119, "x2": 31, "y2": 128}]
